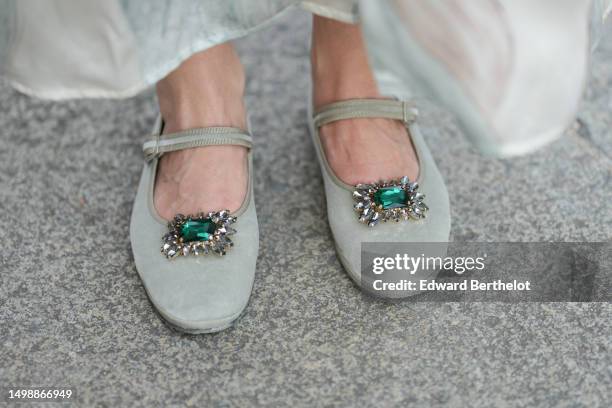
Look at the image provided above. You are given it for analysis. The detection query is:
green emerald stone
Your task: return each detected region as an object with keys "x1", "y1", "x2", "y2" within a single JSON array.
[
  {"x1": 373, "y1": 187, "x2": 407, "y2": 209},
  {"x1": 180, "y1": 218, "x2": 216, "y2": 242}
]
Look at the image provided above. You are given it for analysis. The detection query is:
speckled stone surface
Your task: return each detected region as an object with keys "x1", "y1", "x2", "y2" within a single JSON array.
[{"x1": 0, "y1": 10, "x2": 611, "y2": 408}]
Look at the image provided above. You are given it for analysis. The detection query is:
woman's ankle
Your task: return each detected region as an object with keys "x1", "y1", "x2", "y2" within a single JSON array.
[
  {"x1": 156, "y1": 43, "x2": 247, "y2": 133},
  {"x1": 311, "y1": 16, "x2": 380, "y2": 108},
  {"x1": 311, "y1": 16, "x2": 419, "y2": 185},
  {"x1": 153, "y1": 43, "x2": 249, "y2": 219}
]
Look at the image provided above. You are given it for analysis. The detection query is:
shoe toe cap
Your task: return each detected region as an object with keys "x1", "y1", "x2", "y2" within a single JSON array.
[{"x1": 141, "y1": 253, "x2": 256, "y2": 332}]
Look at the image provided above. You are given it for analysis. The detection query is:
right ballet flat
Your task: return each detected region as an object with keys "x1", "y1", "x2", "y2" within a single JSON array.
[
  {"x1": 130, "y1": 116, "x2": 259, "y2": 333},
  {"x1": 309, "y1": 98, "x2": 451, "y2": 295}
]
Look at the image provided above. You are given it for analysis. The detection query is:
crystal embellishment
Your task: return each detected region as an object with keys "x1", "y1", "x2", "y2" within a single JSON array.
[
  {"x1": 180, "y1": 219, "x2": 217, "y2": 242},
  {"x1": 373, "y1": 187, "x2": 408, "y2": 209},
  {"x1": 161, "y1": 210, "x2": 237, "y2": 259},
  {"x1": 352, "y1": 176, "x2": 428, "y2": 227}
]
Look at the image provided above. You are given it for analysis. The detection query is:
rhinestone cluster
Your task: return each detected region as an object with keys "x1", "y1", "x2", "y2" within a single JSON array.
[
  {"x1": 161, "y1": 210, "x2": 236, "y2": 259},
  {"x1": 353, "y1": 176, "x2": 428, "y2": 227}
]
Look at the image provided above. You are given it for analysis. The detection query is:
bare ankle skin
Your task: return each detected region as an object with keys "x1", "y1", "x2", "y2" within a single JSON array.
[
  {"x1": 311, "y1": 16, "x2": 419, "y2": 185},
  {"x1": 154, "y1": 43, "x2": 248, "y2": 220},
  {"x1": 157, "y1": 43, "x2": 247, "y2": 132}
]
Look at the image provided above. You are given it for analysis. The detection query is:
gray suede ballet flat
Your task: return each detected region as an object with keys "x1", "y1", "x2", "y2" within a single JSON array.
[
  {"x1": 309, "y1": 99, "x2": 450, "y2": 294},
  {"x1": 130, "y1": 116, "x2": 258, "y2": 333}
]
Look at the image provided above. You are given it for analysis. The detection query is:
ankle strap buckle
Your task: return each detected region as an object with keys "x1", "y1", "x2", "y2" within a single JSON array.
[
  {"x1": 402, "y1": 101, "x2": 419, "y2": 124},
  {"x1": 143, "y1": 131, "x2": 161, "y2": 162}
]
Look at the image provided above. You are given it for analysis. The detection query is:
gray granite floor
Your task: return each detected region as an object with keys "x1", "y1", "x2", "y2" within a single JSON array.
[{"x1": 1, "y1": 10, "x2": 611, "y2": 408}]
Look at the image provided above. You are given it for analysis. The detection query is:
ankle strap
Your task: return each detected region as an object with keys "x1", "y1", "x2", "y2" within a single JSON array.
[
  {"x1": 313, "y1": 98, "x2": 418, "y2": 128},
  {"x1": 143, "y1": 126, "x2": 253, "y2": 162}
]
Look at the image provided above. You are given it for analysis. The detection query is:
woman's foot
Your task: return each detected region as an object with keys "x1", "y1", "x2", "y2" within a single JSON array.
[
  {"x1": 311, "y1": 16, "x2": 419, "y2": 186},
  {"x1": 154, "y1": 44, "x2": 248, "y2": 220}
]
